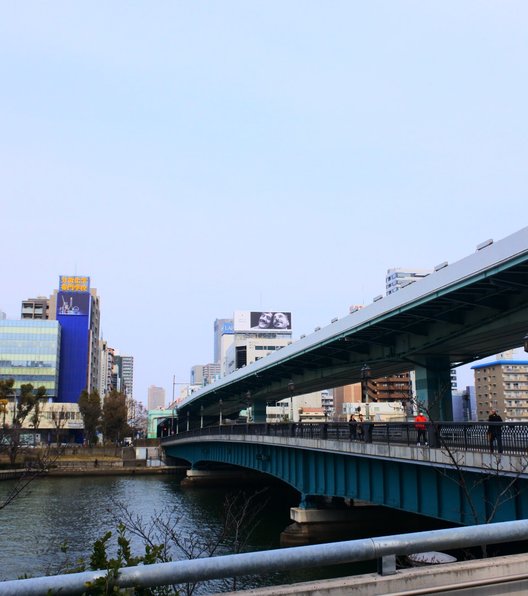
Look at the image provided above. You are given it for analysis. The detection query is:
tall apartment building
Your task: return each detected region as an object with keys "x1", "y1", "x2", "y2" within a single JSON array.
[
  {"x1": 120, "y1": 355, "x2": 134, "y2": 401},
  {"x1": 386, "y1": 268, "x2": 432, "y2": 296},
  {"x1": 473, "y1": 359, "x2": 528, "y2": 421},
  {"x1": 0, "y1": 309, "x2": 6, "y2": 320},
  {"x1": 148, "y1": 385, "x2": 166, "y2": 410},
  {"x1": 98, "y1": 340, "x2": 115, "y2": 397}
]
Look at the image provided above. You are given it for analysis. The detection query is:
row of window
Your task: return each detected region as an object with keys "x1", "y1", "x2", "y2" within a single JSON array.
[{"x1": 0, "y1": 360, "x2": 56, "y2": 368}]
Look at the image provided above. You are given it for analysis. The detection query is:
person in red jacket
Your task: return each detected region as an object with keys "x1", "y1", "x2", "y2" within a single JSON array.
[{"x1": 415, "y1": 412, "x2": 428, "y2": 445}]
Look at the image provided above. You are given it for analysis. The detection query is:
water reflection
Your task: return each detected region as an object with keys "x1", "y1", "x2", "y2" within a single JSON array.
[
  {"x1": 0, "y1": 475, "x2": 297, "y2": 586},
  {"x1": 0, "y1": 475, "x2": 439, "y2": 592}
]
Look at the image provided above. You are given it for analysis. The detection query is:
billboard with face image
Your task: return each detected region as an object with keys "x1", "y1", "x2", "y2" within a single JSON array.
[{"x1": 234, "y1": 311, "x2": 292, "y2": 332}]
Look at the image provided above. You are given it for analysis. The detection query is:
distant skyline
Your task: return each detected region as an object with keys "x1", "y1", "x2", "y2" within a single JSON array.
[{"x1": 1, "y1": 3, "x2": 527, "y2": 403}]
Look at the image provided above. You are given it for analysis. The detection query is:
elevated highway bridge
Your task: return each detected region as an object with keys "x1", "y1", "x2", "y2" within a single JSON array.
[{"x1": 174, "y1": 226, "x2": 528, "y2": 425}]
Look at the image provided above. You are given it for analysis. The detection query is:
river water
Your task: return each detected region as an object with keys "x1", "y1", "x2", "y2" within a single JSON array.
[{"x1": 0, "y1": 474, "x2": 376, "y2": 592}]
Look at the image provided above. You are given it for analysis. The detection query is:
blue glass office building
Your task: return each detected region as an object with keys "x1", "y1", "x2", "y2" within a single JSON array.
[{"x1": 0, "y1": 320, "x2": 61, "y2": 397}]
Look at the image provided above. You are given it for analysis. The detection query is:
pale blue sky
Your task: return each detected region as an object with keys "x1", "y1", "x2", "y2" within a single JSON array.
[{"x1": 1, "y1": 2, "x2": 527, "y2": 402}]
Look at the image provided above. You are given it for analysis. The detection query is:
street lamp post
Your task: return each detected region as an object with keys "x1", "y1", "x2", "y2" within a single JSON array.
[
  {"x1": 287, "y1": 380, "x2": 294, "y2": 422},
  {"x1": 361, "y1": 364, "x2": 371, "y2": 421},
  {"x1": 175, "y1": 408, "x2": 179, "y2": 435},
  {"x1": 186, "y1": 410, "x2": 190, "y2": 432},
  {"x1": 200, "y1": 404, "x2": 204, "y2": 429},
  {"x1": 219, "y1": 398, "x2": 223, "y2": 426}
]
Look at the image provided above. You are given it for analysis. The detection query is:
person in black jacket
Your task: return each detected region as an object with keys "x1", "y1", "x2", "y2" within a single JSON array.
[{"x1": 488, "y1": 410, "x2": 503, "y2": 454}]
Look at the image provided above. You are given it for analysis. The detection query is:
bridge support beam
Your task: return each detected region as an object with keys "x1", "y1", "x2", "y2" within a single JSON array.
[{"x1": 415, "y1": 357, "x2": 453, "y2": 421}]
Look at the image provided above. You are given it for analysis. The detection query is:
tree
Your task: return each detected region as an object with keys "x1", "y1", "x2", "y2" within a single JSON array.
[
  {"x1": 3, "y1": 382, "x2": 46, "y2": 465},
  {"x1": 79, "y1": 390, "x2": 102, "y2": 445},
  {"x1": 102, "y1": 390, "x2": 130, "y2": 444},
  {"x1": 126, "y1": 398, "x2": 148, "y2": 439},
  {"x1": 412, "y1": 389, "x2": 528, "y2": 557}
]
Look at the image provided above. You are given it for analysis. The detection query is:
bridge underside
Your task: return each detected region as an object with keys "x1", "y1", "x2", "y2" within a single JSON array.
[
  {"x1": 180, "y1": 250, "x2": 528, "y2": 424},
  {"x1": 165, "y1": 440, "x2": 528, "y2": 527}
]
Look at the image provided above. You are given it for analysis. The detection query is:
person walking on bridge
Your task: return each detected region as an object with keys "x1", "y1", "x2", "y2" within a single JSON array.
[{"x1": 415, "y1": 411, "x2": 428, "y2": 445}]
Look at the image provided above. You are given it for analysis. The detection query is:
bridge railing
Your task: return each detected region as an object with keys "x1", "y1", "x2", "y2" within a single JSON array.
[
  {"x1": 163, "y1": 421, "x2": 528, "y2": 455},
  {"x1": 2, "y1": 520, "x2": 528, "y2": 595}
]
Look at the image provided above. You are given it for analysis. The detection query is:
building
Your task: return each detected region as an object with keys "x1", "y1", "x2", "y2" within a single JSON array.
[
  {"x1": 190, "y1": 363, "x2": 221, "y2": 387},
  {"x1": 21, "y1": 296, "x2": 50, "y2": 319},
  {"x1": 119, "y1": 355, "x2": 134, "y2": 401},
  {"x1": 0, "y1": 309, "x2": 6, "y2": 320},
  {"x1": 452, "y1": 386, "x2": 476, "y2": 422},
  {"x1": 0, "y1": 319, "x2": 61, "y2": 400},
  {"x1": 48, "y1": 275, "x2": 101, "y2": 403},
  {"x1": 98, "y1": 340, "x2": 116, "y2": 397},
  {"x1": 473, "y1": 359, "x2": 528, "y2": 421},
  {"x1": 385, "y1": 268, "x2": 432, "y2": 296},
  {"x1": 224, "y1": 310, "x2": 293, "y2": 375},
  {"x1": 214, "y1": 318, "x2": 234, "y2": 365},
  {"x1": 148, "y1": 385, "x2": 166, "y2": 410}
]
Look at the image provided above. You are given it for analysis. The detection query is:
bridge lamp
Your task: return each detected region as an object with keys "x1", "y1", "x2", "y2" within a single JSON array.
[
  {"x1": 219, "y1": 398, "x2": 223, "y2": 426},
  {"x1": 200, "y1": 404, "x2": 204, "y2": 429},
  {"x1": 175, "y1": 408, "x2": 179, "y2": 435},
  {"x1": 287, "y1": 380, "x2": 294, "y2": 422},
  {"x1": 361, "y1": 364, "x2": 371, "y2": 420},
  {"x1": 186, "y1": 410, "x2": 190, "y2": 432}
]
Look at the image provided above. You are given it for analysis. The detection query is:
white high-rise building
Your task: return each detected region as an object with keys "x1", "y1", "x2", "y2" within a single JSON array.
[
  {"x1": 121, "y1": 355, "x2": 134, "y2": 401},
  {"x1": 386, "y1": 268, "x2": 432, "y2": 296}
]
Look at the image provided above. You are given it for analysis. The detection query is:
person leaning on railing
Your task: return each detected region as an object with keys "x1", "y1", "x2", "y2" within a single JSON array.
[{"x1": 488, "y1": 410, "x2": 503, "y2": 454}]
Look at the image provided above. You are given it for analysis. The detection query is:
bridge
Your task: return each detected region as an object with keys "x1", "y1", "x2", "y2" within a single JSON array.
[
  {"x1": 163, "y1": 420, "x2": 528, "y2": 527},
  {"x1": 161, "y1": 227, "x2": 528, "y2": 527},
  {"x1": 171, "y1": 226, "x2": 528, "y2": 425}
]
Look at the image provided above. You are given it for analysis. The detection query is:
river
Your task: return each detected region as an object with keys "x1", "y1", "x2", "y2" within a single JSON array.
[{"x1": 0, "y1": 474, "x2": 377, "y2": 592}]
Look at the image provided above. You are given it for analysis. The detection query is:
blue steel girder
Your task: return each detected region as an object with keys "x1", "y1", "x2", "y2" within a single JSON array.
[{"x1": 165, "y1": 439, "x2": 528, "y2": 527}]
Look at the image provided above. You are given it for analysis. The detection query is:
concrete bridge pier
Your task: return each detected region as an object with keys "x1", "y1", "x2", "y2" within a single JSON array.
[
  {"x1": 415, "y1": 356, "x2": 453, "y2": 420},
  {"x1": 280, "y1": 499, "x2": 394, "y2": 547}
]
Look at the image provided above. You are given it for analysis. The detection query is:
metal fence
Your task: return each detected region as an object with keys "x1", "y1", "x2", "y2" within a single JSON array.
[
  {"x1": 163, "y1": 420, "x2": 528, "y2": 455},
  {"x1": 1, "y1": 520, "x2": 528, "y2": 595}
]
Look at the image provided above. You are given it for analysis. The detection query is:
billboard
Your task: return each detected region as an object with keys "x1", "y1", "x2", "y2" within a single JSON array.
[
  {"x1": 234, "y1": 311, "x2": 292, "y2": 332},
  {"x1": 59, "y1": 275, "x2": 90, "y2": 293},
  {"x1": 57, "y1": 292, "x2": 91, "y2": 316}
]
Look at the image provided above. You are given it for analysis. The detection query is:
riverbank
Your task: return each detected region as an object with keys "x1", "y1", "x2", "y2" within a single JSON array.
[
  {"x1": 0, "y1": 464, "x2": 187, "y2": 480},
  {"x1": 0, "y1": 443, "x2": 189, "y2": 480}
]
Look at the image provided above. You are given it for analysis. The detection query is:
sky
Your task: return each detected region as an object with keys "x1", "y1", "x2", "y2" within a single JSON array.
[{"x1": 1, "y1": 2, "x2": 527, "y2": 404}]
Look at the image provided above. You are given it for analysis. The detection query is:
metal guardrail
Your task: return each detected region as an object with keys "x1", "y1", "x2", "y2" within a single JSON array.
[
  {"x1": 162, "y1": 421, "x2": 528, "y2": 455},
  {"x1": 1, "y1": 520, "x2": 528, "y2": 595}
]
